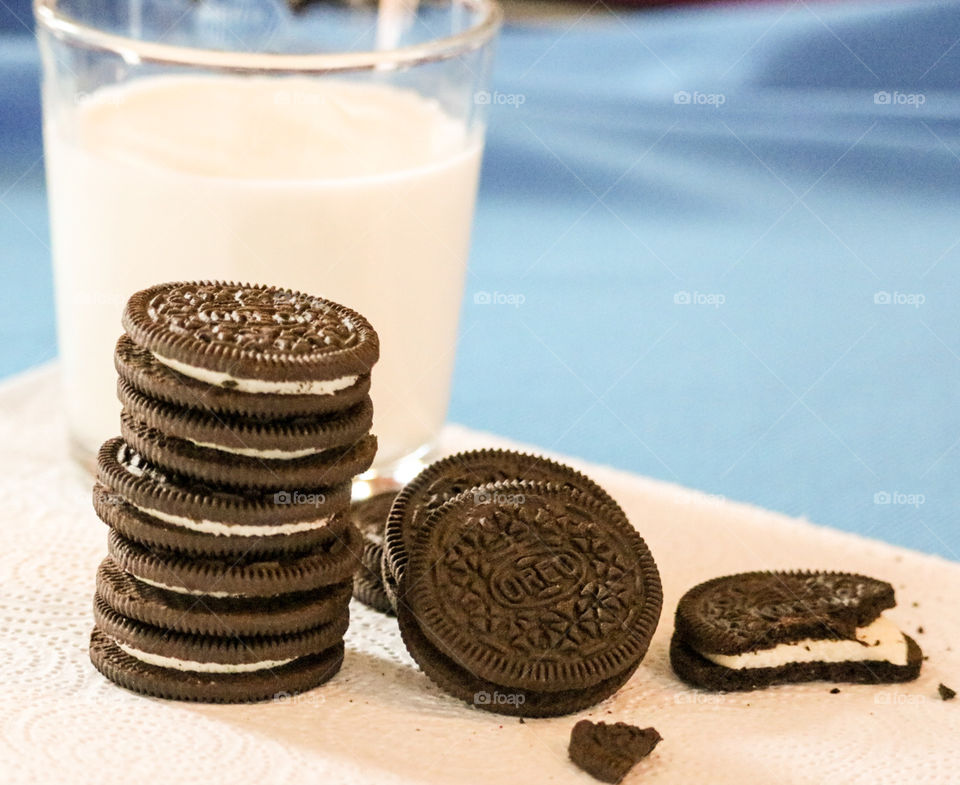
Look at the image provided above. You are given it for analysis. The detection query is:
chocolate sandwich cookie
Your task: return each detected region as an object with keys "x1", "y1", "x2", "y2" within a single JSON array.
[
  {"x1": 382, "y1": 449, "x2": 625, "y2": 603},
  {"x1": 397, "y1": 604, "x2": 640, "y2": 718},
  {"x1": 90, "y1": 596, "x2": 348, "y2": 702},
  {"x1": 350, "y1": 491, "x2": 397, "y2": 614},
  {"x1": 400, "y1": 481, "x2": 661, "y2": 709},
  {"x1": 94, "y1": 482, "x2": 353, "y2": 558},
  {"x1": 670, "y1": 571, "x2": 924, "y2": 691},
  {"x1": 381, "y1": 551, "x2": 401, "y2": 611},
  {"x1": 120, "y1": 411, "x2": 377, "y2": 491},
  {"x1": 97, "y1": 559, "x2": 352, "y2": 637},
  {"x1": 121, "y1": 281, "x2": 379, "y2": 392},
  {"x1": 354, "y1": 491, "x2": 398, "y2": 573},
  {"x1": 91, "y1": 628, "x2": 345, "y2": 703},
  {"x1": 106, "y1": 528, "x2": 360, "y2": 596},
  {"x1": 94, "y1": 595, "x2": 349, "y2": 668},
  {"x1": 353, "y1": 573, "x2": 393, "y2": 615},
  {"x1": 95, "y1": 439, "x2": 356, "y2": 556},
  {"x1": 115, "y1": 335, "x2": 373, "y2": 419},
  {"x1": 568, "y1": 721, "x2": 662, "y2": 784},
  {"x1": 118, "y1": 379, "x2": 373, "y2": 456},
  {"x1": 361, "y1": 538, "x2": 386, "y2": 581}
]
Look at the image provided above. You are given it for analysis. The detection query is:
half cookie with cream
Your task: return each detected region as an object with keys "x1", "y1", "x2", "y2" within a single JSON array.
[{"x1": 670, "y1": 570, "x2": 922, "y2": 691}]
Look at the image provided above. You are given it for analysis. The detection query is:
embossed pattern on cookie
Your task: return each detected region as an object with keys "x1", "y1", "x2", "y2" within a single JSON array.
[
  {"x1": 123, "y1": 281, "x2": 379, "y2": 383},
  {"x1": 403, "y1": 480, "x2": 662, "y2": 692}
]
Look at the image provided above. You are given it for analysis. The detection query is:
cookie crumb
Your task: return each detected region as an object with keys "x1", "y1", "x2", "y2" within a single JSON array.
[
  {"x1": 569, "y1": 721, "x2": 661, "y2": 783},
  {"x1": 938, "y1": 683, "x2": 956, "y2": 701},
  {"x1": 917, "y1": 626, "x2": 924, "y2": 634},
  {"x1": 830, "y1": 688, "x2": 841, "y2": 694}
]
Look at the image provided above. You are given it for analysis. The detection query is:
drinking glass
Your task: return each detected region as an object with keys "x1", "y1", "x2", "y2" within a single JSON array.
[{"x1": 35, "y1": 0, "x2": 501, "y2": 484}]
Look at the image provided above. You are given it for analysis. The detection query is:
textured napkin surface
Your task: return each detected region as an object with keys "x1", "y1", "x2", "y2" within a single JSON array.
[{"x1": 2, "y1": 366, "x2": 958, "y2": 785}]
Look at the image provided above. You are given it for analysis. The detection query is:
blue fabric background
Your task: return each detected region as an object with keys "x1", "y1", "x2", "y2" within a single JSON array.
[{"x1": 2, "y1": 0, "x2": 958, "y2": 559}]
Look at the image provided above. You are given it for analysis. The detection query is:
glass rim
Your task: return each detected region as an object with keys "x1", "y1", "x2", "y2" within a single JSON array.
[{"x1": 33, "y1": 0, "x2": 502, "y2": 73}]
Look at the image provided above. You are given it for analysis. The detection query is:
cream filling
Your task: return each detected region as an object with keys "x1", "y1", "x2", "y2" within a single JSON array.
[
  {"x1": 130, "y1": 501, "x2": 332, "y2": 537},
  {"x1": 186, "y1": 438, "x2": 326, "y2": 460},
  {"x1": 702, "y1": 616, "x2": 909, "y2": 670},
  {"x1": 152, "y1": 351, "x2": 358, "y2": 395},
  {"x1": 134, "y1": 575, "x2": 243, "y2": 599},
  {"x1": 114, "y1": 639, "x2": 295, "y2": 673},
  {"x1": 119, "y1": 443, "x2": 146, "y2": 476}
]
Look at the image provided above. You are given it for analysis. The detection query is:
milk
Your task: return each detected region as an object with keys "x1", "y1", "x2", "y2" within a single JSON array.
[{"x1": 45, "y1": 76, "x2": 483, "y2": 469}]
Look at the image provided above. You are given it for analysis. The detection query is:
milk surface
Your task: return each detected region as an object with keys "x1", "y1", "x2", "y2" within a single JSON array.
[{"x1": 45, "y1": 76, "x2": 483, "y2": 467}]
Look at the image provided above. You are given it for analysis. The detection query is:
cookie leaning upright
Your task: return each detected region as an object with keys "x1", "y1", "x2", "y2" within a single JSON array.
[
  {"x1": 381, "y1": 448, "x2": 626, "y2": 610},
  {"x1": 89, "y1": 281, "x2": 380, "y2": 703},
  {"x1": 394, "y1": 457, "x2": 662, "y2": 717}
]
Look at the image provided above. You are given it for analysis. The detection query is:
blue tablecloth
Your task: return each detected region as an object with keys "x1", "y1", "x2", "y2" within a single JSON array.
[{"x1": 2, "y1": 0, "x2": 959, "y2": 559}]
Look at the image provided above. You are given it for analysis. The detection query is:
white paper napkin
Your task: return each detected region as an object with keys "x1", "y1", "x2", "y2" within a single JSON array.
[{"x1": 2, "y1": 365, "x2": 957, "y2": 784}]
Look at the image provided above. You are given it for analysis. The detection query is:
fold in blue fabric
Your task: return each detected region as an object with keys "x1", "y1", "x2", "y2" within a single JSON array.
[{"x1": 1, "y1": 0, "x2": 958, "y2": 557}]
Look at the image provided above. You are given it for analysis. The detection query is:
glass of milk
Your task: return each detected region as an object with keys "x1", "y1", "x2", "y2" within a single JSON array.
[{"x1": 35, "y1": 0, "x2": 501, "y2": 483}]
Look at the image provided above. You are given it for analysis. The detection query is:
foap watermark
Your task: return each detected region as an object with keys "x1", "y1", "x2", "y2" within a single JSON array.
[
  {"x1": 474, "y1": 90, "x2": 525, "y2": 108},
  {"x1": 472, "y1": 489, "x2": 526, "y2": 508},
  {"x1": 674, "y1": 90, "x2": 726, "y2": 108},
  {"x1": 874, "y1": 491, "x2": 926, "y2": 508},
  {"x1": 272, "y1": 690, "x2": 327, "y2": 707},
  {"x1": 874, "y1": 91, "x2": 926, "y2": 108},
  {"x1": 874, "y1": 290, "x2": 925, "y2": 308},
  {"x1": 674, "y1": 290, "x2": 725, "y2": 308},
  {"x1": 875, "y1": 691, "x2": 925, "y2": 705},
  {"x1": 474, "y1": 290, "x2": 526, "y2": 308},
  {"x1": 474, "y1": 690, "x2": 526, "y2": 707},
  {"x1": 674, "y1": 692, "x2": 725, "y2": 706},
  {"x1": 274, "y1": 490, "x2": 328, "y2": 507}
]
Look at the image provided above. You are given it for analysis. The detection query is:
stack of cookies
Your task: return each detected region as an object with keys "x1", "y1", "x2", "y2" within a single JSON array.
[
  {"x1": 89, "y1": 281, "x2": 379, "y2": 702},
  {"x1": 382, "y1": 450, "x2": 663, "y2": 717}
]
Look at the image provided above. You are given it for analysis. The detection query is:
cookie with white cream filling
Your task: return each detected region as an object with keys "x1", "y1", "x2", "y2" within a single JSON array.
[
  {"x1": 118, "y1": 378, "x2": 373, "y2": 455},
  {"x1": 115, "y1": 335, "x2": 372, "y2": 419},
  {"x1": 121, "y1": 282, "x2": 379, "y2": 385},
  {"x1": 120, "y1": 410, "x2": 377, "y2": 491},
  {"x1": 90, "y1": 627, "x2": 345, "y2": 703},
  {"x1": 96, "y1": 558, "x2": 353, "y2": 637}
]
